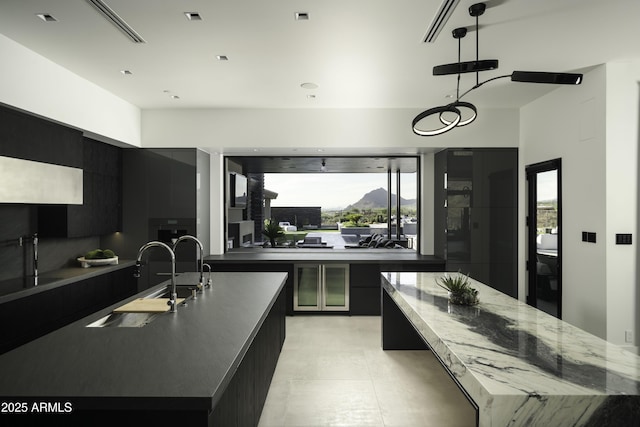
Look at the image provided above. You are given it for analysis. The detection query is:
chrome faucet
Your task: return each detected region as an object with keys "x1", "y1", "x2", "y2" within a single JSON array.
[
  {"x1": 172, "y1": 235, "x2": 205, "y2": 291},
  {"x1": 135, "y1": 241, "x2": 178, "y2": 313},
  {"x1": 203, "y1": 263, "x2": 212, "y2": 287}
]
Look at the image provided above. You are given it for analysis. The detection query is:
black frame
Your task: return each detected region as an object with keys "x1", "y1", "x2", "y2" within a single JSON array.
[{"x1": 526, "y1": 158, "x2": 562, "y2": 318}]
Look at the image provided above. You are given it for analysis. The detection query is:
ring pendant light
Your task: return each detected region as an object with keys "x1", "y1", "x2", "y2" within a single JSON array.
[{"x1": 412, "y1": 2, "x2": 583, "y2": 137}]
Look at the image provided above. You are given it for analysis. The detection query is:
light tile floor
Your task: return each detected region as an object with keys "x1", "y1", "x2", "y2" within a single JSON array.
[{"x1": 258, "y1": 316, "x2": 476, "y2": 427}]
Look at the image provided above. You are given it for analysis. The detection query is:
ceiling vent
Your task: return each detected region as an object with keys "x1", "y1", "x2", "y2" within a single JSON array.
[
  {"x1": 85, "y1": 0, "x2": 146, "y2": 43},
  {"x1": 423, "y1": 0, "x2": 460, "y2": 43}
]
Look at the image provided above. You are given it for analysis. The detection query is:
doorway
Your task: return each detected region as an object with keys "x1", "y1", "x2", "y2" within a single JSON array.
[{"x1": 526, "y1": 159, "x2": 562, "y2": 318}]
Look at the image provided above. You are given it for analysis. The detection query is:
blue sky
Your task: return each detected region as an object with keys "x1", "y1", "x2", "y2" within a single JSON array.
[{"x1": 265, "y1": 173, "x2": 417, "y2": 211}]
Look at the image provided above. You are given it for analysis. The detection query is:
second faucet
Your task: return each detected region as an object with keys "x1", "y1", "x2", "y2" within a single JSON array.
[{"x1": 172, "y1": 235, "x2": 207, "y2": 292}]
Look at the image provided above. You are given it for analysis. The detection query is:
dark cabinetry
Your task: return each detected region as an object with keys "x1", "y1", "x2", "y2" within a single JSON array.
[
  {"x1": 349, "y1": 261, "x2": 447, "y2": 315},
  {"x1": 0, "y1": 106, "x2": 82, "y2": 168},
  {"x1": 38, "y1": 138, "x2": 122, "y2": 237},
  {"x1": 119, "y1": 149, "x2": 209, "y2": 288},
  {"x1": 434, "y1": 148, "x2": 518, "y2": 297},
  {"x1": 0, "y1": 266, "x2": 137, "y2": 354}
]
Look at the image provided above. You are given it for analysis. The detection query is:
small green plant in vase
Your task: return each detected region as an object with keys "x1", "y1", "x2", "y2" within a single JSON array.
[{"x1": 436, "y1": 273, "x2": 479, "y2": 306}]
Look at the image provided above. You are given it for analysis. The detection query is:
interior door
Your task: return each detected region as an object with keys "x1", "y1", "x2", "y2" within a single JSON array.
[{"x1": 526, "y1": 159, "x2": 562, "y2": 318}]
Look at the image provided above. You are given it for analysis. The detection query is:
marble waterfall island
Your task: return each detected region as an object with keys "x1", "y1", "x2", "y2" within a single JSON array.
[{"x1": 381, "y1": 272, "x2": 640, "y2": 427}]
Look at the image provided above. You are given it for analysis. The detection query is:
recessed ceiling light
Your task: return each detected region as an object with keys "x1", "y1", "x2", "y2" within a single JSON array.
[
  {"x1": 36, "y1": 13, "x2": 57, "y2": 22},
  {"x1": 295, "y1": 12, "x2": 309, "y2": 21},
  {"x1": 216, "y1": 55, "x2": 229, "y2": 61},
  {"x1": 184, "y1": 12, "x2": 202, "y2": 21},
  {"x1": 120, "y1": 70, "x2": 133, "y2": 75},
  {"x1": 300, "y1": 82, "x2": 318, "y2": 89},
  {"x1": 171, "y1": 95, "x2": 180, "y2": 100},
  {"x1": 307, "y1": 95, "x2": 316, "y2": 99}
]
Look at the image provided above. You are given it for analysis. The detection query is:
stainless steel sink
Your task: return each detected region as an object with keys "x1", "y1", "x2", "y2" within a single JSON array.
[
  {"x1": 86, "y1": 285, "x2": 197, "y2": 328},
  {"x1": 86, "y1": 311, "x2": 159, "y2": 328}
]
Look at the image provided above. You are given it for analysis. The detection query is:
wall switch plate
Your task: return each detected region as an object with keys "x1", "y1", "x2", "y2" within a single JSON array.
[
  {"x1": 616, "y1": 234, "x2": 632, "y2": 245},
  {"x1": 625, "y1": 330, "x2": 633, "y2": 343}
]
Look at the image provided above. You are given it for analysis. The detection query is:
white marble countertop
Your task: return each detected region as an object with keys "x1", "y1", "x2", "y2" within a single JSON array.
[{"x1": 381, "y1": 272, "x2": 640, "y2": 427}]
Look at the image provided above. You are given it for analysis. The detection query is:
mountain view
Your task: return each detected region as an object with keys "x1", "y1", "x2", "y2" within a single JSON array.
[{"x1": 344, "y1": 188, "x2": 416, "y2": 211}]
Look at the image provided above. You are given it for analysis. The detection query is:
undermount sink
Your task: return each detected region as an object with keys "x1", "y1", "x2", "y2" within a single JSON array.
[{"x1": 86, "y1": 285, "x2": 197, "y2": 328}]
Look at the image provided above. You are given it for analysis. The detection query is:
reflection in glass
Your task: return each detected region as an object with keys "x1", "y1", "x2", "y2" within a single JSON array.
[{"x1": 535, "y1": 170, "x2": 559, "y2": 318}]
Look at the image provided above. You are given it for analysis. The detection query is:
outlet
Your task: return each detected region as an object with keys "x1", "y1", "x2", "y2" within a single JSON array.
[{"x1": 625, "y1": 330, "x2": 633, "y2": 343}]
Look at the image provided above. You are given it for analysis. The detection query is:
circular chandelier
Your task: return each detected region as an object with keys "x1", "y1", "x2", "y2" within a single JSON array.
[
  {"x1": 412, "y1": 2, "x2": 582, "y2": 137},
  {"x1": 412, "y1": 24, "x2": 479, "y2": 137}
]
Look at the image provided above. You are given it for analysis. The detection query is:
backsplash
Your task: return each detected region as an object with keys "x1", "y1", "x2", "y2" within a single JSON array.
[{"x1": 0, "y1": 205, "x2": 99, "y2": 282}]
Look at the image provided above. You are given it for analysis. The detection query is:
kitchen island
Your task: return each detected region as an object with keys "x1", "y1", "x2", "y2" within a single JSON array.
[
  {"x1": 381, "y1": 272, "x2": 640, "y2": 427},
  {"x1": 0, "y1": 271, "x2": 287, "y2": 426}
]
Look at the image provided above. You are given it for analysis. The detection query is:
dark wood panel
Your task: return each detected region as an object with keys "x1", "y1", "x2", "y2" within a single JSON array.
[
  {"x1": 0, "y1": 105, "x2": 82, "y2": 168},
  {"x1": 37, "y1": 137, "x2": 122, "y2": 237}
]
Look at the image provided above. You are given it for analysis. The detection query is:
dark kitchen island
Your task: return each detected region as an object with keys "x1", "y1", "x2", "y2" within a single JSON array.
[{"x1": 0, "y1": 271, "x2": 287, "y2": 426}]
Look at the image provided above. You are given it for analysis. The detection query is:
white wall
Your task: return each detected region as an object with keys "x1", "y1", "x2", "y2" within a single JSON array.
[
  {"x1": 0, "y1": 34, "x2": 141, "y2": 147},
  {"x1": 141, "y1": 107, "x2": 519, "y2": 152},
  {"x1": 604, "y1": 61, "x2": 640, "y2": 351},
  {"x1": 209, "y1": 153, "x2": 225, "y2": 255},
  {"x1": 421, "y1": 153, "x2": 435, "y2": 255},
  {"x1": 520, "y1": 64, "x2": 639, "y2": 350}
]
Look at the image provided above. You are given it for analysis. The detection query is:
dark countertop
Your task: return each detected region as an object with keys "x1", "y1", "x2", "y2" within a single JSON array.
[
  {"x1": 0, "y1": 271, "x2": 287, "y2": 411},
  {"x1": 0, "y1": 261, "x2": 137, "y2": 303},
  {"x1": 205, "y1": 249, "x2": 444, "y2": 265}
]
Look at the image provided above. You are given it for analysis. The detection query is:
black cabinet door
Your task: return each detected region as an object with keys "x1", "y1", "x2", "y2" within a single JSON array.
[
  {"x1": 0, "y1": 106, "x2": 82, "y2": 168},
  {"x1": 0, "y1": 267, "x2": 137, "y2": 355},
  {"x1": 37, "y1": 137, "x2": 122, "y2": 238}
]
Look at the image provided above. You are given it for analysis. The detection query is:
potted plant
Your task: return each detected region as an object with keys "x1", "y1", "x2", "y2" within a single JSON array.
[
  {"x1": 436, "y1": 273, "x2": 479, "y2": 306},
  {"x1": 262, "y1": 219, "x2": 285, "y2": 247}
]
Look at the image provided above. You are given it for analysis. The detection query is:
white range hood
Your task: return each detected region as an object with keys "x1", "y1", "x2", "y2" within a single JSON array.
[{"x1": 0, "y1": 156, "x2": 83, "y2": 204}]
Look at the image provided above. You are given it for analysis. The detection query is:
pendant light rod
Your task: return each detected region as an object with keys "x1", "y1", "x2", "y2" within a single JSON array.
[{"x1": 468, "y1": 2, "x2": 486, "y2": 87}]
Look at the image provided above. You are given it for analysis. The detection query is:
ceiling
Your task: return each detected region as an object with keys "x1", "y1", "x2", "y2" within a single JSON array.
[{"x1": 0, "y1": 0, "x2": 637, "y2": 112}]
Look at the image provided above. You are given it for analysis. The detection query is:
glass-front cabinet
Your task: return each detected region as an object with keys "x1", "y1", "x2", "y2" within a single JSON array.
[{"x1": 294, "y1": 264, "x2": 349, "y2": 311}]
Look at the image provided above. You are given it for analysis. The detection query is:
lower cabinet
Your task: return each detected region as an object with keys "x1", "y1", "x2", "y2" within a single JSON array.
[
  {"x1": 294, "y1": 264, "x2": 349, "y2": 311},
  {"x1": 0, "y1": 267, "x2": 137, "y2": 355}
]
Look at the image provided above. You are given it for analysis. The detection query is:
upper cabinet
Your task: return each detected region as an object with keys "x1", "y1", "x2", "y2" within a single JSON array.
[
  {"x1": 0, "y1": 106, "x2": 82, "y2": 168},
  {"x1": 434, "y1": 148, "x2": 518, "y2": 297},
  {"x1": 0, "y1": 105, "x2": 122, "y2": 238},
  {"x1": 38, "y1": 137, "x2": 122, "y2": 237}
]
